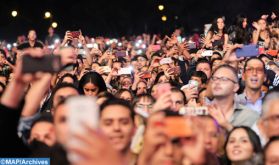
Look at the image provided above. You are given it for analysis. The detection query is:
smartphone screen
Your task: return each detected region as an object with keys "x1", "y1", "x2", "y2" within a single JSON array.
[{"x1": 115, "y1": 51, "x2": 127, "y2": 57}]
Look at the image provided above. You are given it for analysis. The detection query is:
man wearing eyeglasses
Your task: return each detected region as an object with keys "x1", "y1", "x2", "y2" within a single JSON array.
[
  {"x1": 208, "y1": 64, "x2": 259, "y2": 131},
  {"x1": 252, "y1": 88, "x2": 279, "y2": 146},
  {"x1": 237, "y1": 57, "x2": 266, "y2": 114}
]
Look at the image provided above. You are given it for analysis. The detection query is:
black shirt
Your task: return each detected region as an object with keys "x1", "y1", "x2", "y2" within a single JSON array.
[
  {"x1": 45, "y1": 34, "x2": 60, "y2": 45},
  {"x1": 17, "y1": 41, "x2": 44, "y2": 50}
]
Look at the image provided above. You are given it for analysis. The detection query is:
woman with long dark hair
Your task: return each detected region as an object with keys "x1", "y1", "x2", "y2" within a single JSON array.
[
  {"x1": 205, "y1": 17, "x2": 229, "y2": 50},
  {"x1": 229, "y1": 14, "x2": 252, "y2": 44},
  {"x1": 223, "y1": 126, "x2": 263, "y2": 165},
  {"x1": 78, "y1": 71, "x2": 107, "y2": 96}
]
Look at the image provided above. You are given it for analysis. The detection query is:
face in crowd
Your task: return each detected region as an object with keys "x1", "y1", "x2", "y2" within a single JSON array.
[
  {"x1": 225, "y1": 127, "x2": 262, "y2": 164},
  {"x1": 28, "y1": 30, "x2": 37, "y2": 42},
  {"x1": 196, "y1": 62, "x2": 212, "y2": 79},
  {"x1": 242, "y1": 58, "x2": 266, "y2": 91},
  {"x1": 211, "y1": 66, "x2": 239, "y2": 99},
  {"x1": 29, "y1": 120, "x2": 56, "y2": 146},
  {"x1": 99, "y1": 101, "x2": 135, "y2": 153}
]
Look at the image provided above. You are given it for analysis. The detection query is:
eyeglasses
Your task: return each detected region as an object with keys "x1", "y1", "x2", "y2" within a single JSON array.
[
  {"x1": 245, "y1": 67, "x2": 265, "y2": 74},
  {"x1": 264, "y1": 114, "x2": 279, "y2": 123},
  {"x1": 211, "y1": 76, "x2": 237, "y2": 84},
  {"x1": 135, "y1": 104, "x2": 153, "y2": 109}
]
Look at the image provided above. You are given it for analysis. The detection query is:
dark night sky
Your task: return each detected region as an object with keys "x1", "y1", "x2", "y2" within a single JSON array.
[{"x1": 1, "y1": 0, "x2": 278, "y2": 41}]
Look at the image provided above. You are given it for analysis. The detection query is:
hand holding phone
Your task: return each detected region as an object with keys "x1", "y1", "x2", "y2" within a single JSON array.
[
  {"x1": 141, "y1": 71, "x2": 152, "y2": 79},
  {"x1": 71, "y1": 31, "x2": 81, "y2": 39},
  {"x1": 66, "y1": 96, "x2": 99, "y2": 162}
]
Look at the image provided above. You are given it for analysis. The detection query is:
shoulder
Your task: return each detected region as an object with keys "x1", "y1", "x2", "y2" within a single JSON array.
[
  {"x1": 238, "y1": 104, "x2": 259, "y2": 118},
  {"x1": 17, "y1": 42, "x2": 29, "y2": 50},
  {"x1": 35, "y1": 41, "x2": 44, "y2": 47}
]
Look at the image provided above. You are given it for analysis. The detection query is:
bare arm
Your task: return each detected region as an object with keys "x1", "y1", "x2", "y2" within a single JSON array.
[{"x1": 21, "y1": 74, "x2": 52, "y2": 117}]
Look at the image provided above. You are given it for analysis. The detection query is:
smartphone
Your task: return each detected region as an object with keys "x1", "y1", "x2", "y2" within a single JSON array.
[
  {"x1": 71, "y1": 31, "x2": 81, "y2": 38},
  {"x1": 235, "y1": 44, "x2": 259, "y2": 58},
  {"x1": 201, "y1": 50, "x2": 213, "y2": 57},
  {"x1": 189, "y1": 80, "x2": 199, "y2": 91},
  {"x1": 266, "y1": 49, "x2": 278, "y2": 56},
  {"x1": 22, "y1": 55, "x2": 62, "y2": 73},
  {"x1": 188, "y1": 42, "x2": 196, "y2": 49},
  {"x1": 115, "y1": 51, "x2": 127, "y2": 57},
  {"x1": 177, "y1": 36, "x2": 182, "y2": 44},
  {"x1": 141, "y1": 71, "x2": 152, "y2": 79},
  {"x1": 164, "y1": 116, "x2": 193, "y2": 138},
  {"x1": 150, "y1": 45, "x2": 161, "y2": 52},
  {"x1": 159, "y1": 57, "x2": 173, "y2": 65},
  {"x1": 66, "y1": 96, "x2": 99, "y2": 162},
  {"x1": 179, "y1": 106, "x2": 208, "y2": 116},
  {"x1": 118, "y1": 67, "x2": 132, "y2": 75},
  {"x1": 101, "y1": 66, "x2": 111, "y2": 73},
  {"x1": 156, "y1": 83, "x2": 171, "y2": 96}
]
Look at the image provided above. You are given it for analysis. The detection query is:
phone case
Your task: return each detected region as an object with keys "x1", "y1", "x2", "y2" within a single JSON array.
[
  {"x1": 22, "y1": 55, "x2": 62, "y2": 73},
  {"x1": 235, "y1": 45, "x2": 259, "y2": 58}
]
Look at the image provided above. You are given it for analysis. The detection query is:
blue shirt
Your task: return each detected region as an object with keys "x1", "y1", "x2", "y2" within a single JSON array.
[{"x1": 236, "y1": 92, "x2": 265, "y2": 115}]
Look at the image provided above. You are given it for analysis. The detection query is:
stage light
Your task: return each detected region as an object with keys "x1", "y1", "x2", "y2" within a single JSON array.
[
  {"x1": 158, "y1": 5, "x2": 164, "y2": 11},
  {"x1": 51, "y1": 22, "x2": 58, "y2": 28},
  {"x1": 11, "y1": 11, "x2": 18, "y2": 17},
  {"x1": 161, "y1": 15, "x2": 167, "y2": 22},
  {"x1": 45, "y1": 11, "x2": 51, "y2": 18}
]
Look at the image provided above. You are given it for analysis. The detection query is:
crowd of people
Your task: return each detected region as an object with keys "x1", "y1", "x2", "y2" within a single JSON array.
[{"x1": 0, "y1": 12, "x2": 279, "y2": 165}]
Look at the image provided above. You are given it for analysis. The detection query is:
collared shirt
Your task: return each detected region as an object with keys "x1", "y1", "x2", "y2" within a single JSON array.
[
  {"x1": 236, "y1": 91, "x2": 265, "y2": 115},
  {"x1": 229, "y1": 101, "x2": 259, "y2": 128}
]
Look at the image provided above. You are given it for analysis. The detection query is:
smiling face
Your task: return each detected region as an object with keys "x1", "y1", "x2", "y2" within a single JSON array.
[
  {"x1": 99, "y1": 105, "x2": 134, "y2": 152},
  {"x1": 226, "y1": 128, "x2": 254, "y2": 162}
]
